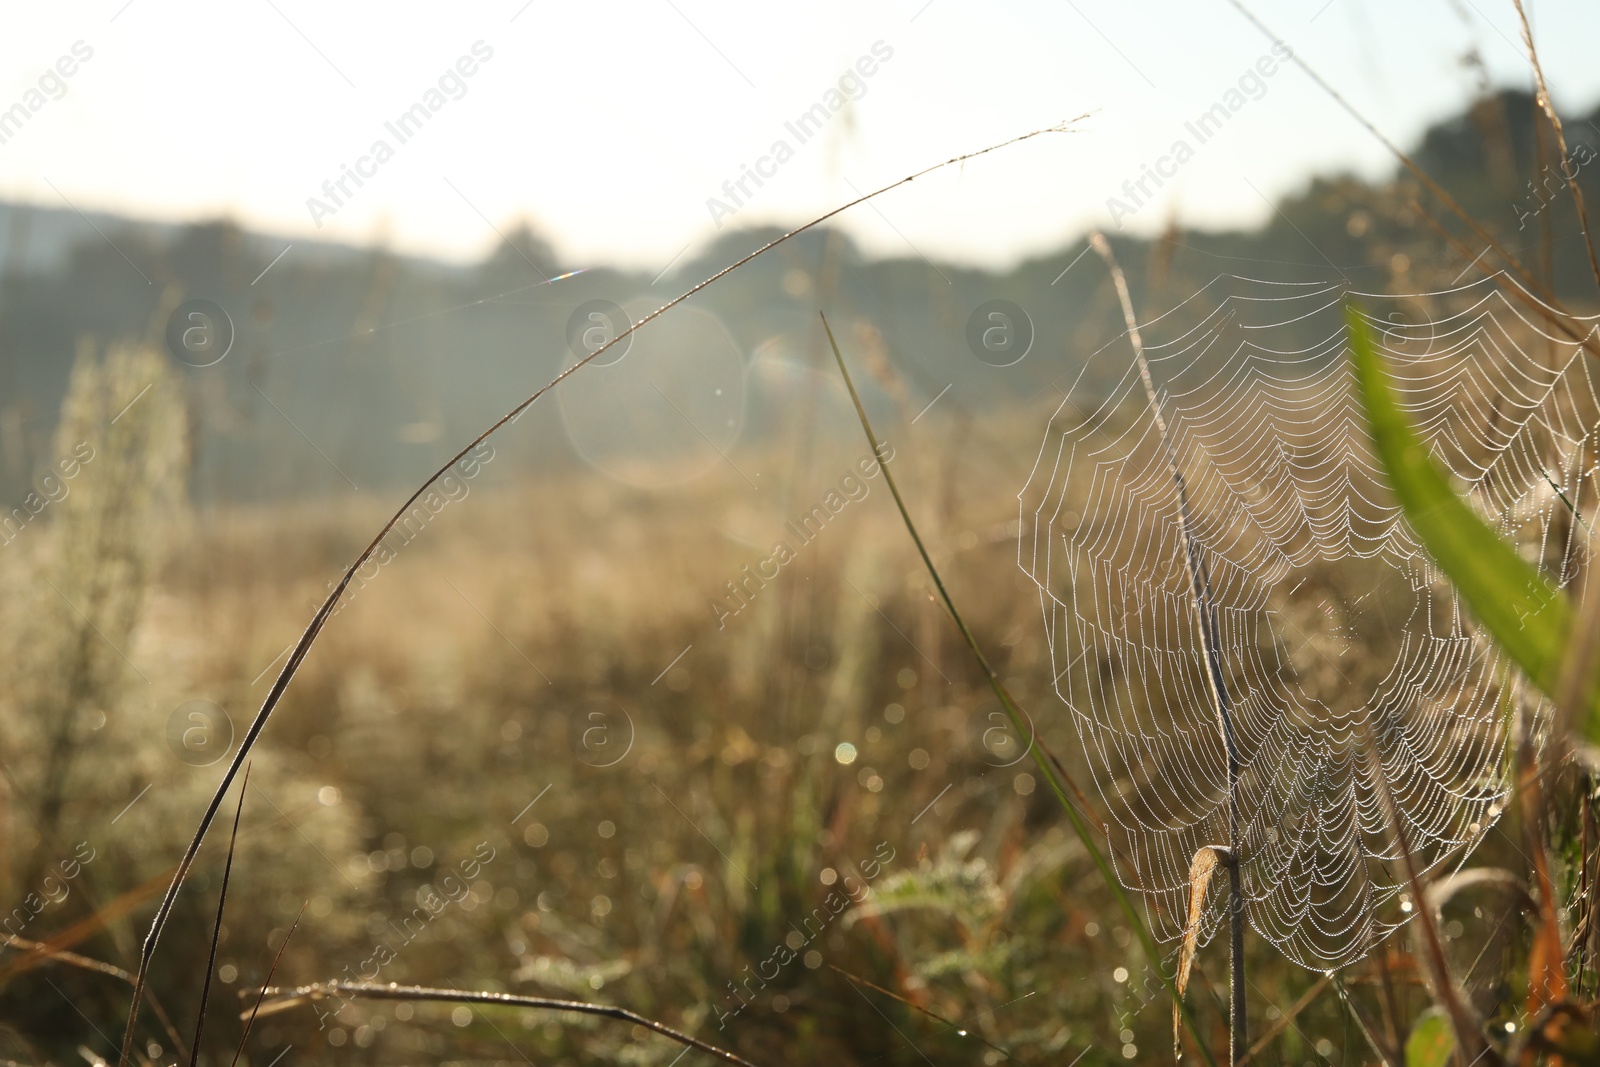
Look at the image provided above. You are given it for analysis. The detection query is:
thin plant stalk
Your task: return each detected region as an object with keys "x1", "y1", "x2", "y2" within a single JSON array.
[
  {"x1": 1575, "y1": 785, "x2": 1598, "y2": 995},
  {"x1": 0, "y1": 934, "x2": 185, "y2": 1053},
  {"x1": 187, "y1": 763, "x2": 250, "y2": 1066},
  {"x1": 1088, "y1": 233, "x2": 1246, "y2": 1064},
  {"x1": 1515, "y1": 705, "x2": 1568, "y2": 1018},
  {"x1": 1358, "y1": 718, "x2": 1496, "y2": 1067},
  {"x1": 820, "y1": 313, "x2": 1220, "y2": 1067},
  {"x1": 230, "y1": 902, "x2": 305, "y2": 1067},
  {"x1": 247, "y1": 981, "x2": 759, "y2": 1067},
  {"x1": 1511, "y1": 0, "x2": 1600, "y2": 295},
  {"x1": 1407, "y1": 196, "x2": 1600, "y2": 362},
  {"x1": 1224, "y1": 0, "x2": 1600, "y2": 363},
  {"x1": 1372, "y1": 945, "x2": 1404, "y2": 1060},
  {"x1": 115, "y1": 119, "x2": 1083, "y2": 1067}
]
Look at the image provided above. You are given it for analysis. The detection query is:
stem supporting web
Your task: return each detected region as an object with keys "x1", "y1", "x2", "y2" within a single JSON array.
[{"x1": 1019, "y1": 272, "x2": 1596, "y2": 970}]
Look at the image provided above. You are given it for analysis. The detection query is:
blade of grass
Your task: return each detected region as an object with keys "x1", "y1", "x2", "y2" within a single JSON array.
[
  {"x1": 187, "y1": 763, "x2": 249, "y2": 1066},
  {"x1": 116, "y1": 119, "x2": 1086, "y2": 1067},
  {"x1": 0, "y1": 934, "x2": 185, "y2": 1053},
  {"x1": 1347, "y1": 302, "x2": 1548, "y2": 1065},
  {"x1": 1346, "y1": 304, "x2": 1573, "y2": 698},
  {"x1": 248, "y1": 981, "x2": 760, "y2": 1067},
  {"x1": 229, "y1": 901, "x2": 305, "y2": 1067},
  {"x1": 1351, "y1": 297, "x2": 1600, "y2": 744},
  {"x1": 821, "y1": 312, "x2": 1220, "y2": 1067},
  {"x1": 1356, "y1": 295, "x2": 1600, "y2": 1030}
]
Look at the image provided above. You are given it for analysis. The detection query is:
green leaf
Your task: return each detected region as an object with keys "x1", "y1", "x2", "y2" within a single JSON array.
[
  {"x1": 1404, "y1": 1008, "x2": 1456, "y2": 1067},
  {"x1": 1346, "y1": 304, "x2": 1571, "y2": 695}
]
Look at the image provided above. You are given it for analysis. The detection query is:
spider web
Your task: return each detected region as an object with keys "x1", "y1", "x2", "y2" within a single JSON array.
[{"x1": 1018, "y1": 272, "x2": 1599, "y2": 970}]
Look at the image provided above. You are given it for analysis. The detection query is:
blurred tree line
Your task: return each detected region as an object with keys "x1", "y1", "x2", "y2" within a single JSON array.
[{"x1": 0, "y1": 89, "x2": 1595, "y2": 506}]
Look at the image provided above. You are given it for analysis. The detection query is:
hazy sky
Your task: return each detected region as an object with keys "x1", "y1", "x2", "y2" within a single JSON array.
[{"x1": 1, "y1": 0, "x2": 1596, "y2": 271}]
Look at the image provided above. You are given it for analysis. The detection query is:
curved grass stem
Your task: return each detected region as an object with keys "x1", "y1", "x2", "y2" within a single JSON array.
[
  {"x1": 115, "y1": 119, "x2": 1086, "y2": 1067},
  {"x1": 821, "y1": 312, "x2": 1220, "y2": 1067}
]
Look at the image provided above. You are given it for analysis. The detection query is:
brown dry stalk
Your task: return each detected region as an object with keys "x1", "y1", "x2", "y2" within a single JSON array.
[
  {"x1": 1360, "y1": 721, "x2": 1498, "y2": 1067},
  {"x1": 1407, "y1": 200, "x2": 1600, "y2": 363},
  {"x1": 0, "y1": 934, "x2": 184, "y2": 1052},
  {"x1": 1511, "y1": 0, "x2": 1600, "y2": 295},
  {"x1": 1091, "y1": 231, "x2": 1245, "y2": 1065},
  {"x1": 822, "y1": 314, "x2": 1221, "y2": 1067},
  {"x1": 1175, "y1": 846, "x2": 1224, "y2": 1062},
  {"x1": 230, "y1": 904, "x2": 304, "y2": 1067},
  {"x1": 1516, "y1": 716, "x2": 1568, "y2": 1018},
  {"x1": 247, "y1": 981, "x2": 759, "y2": 1067},
  {"x1": 0, "y1": 868, "x2": 169, "y2": 987}
]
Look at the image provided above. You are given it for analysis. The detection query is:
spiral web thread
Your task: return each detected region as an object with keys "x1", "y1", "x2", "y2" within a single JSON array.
[{"x1": 1018, "y1": 273, "x2": 1599, "y2": 970}]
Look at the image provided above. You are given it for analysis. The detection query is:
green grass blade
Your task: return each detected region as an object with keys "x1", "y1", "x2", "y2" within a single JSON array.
[
  {"x1": 1346, "y1": 304, "x2": 1571, "y2": 695},
  {"x1": 822, "y1": 313, "x2": 1221, "y2": 1067}
]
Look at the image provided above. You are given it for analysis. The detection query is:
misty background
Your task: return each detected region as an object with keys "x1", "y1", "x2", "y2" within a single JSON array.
[{"x1": 3, "y1": 88, "x2": 1599, "y2": 504}]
